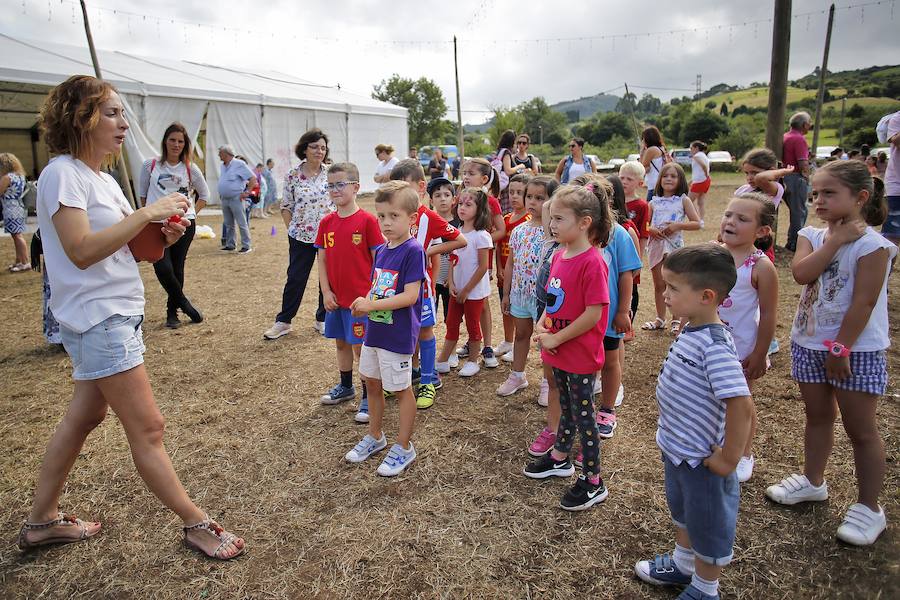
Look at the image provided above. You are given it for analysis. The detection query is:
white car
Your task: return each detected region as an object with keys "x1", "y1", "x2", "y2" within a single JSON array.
[
  {"x1": 609, "y1": 158, "x2": 625, "y2": 167},
  {"x1": 626, "y1": 153, "x2": 640, "y2": 162},
  {"x1": 671, "y1": 148, "x2": 692, "y2": 167},
  {"x1": 707, "y1": 151, "x2": 734, "y2": 164},
  {"x1": 816, "y1": 145, "x2": 839, "y2": 160}
]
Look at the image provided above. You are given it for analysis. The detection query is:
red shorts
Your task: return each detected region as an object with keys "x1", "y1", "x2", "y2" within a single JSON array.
[
  {"x1": 445, "y1": 297, "x2": 485, "y2": 342},
  {"x1": 690, "y1": 178, "x2": 711, "y2": 194}
]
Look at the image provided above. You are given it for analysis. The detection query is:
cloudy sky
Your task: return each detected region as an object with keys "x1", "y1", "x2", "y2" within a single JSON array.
[{"x1": 2, "y1": 0, "x2": 897, "y2": 124}]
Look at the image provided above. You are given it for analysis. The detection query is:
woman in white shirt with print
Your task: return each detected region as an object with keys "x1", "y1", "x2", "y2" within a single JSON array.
[
  {"x1": 138, "y1": 122, "x2": 210, "y2": 329},
  {"x1": 19, "y1": 76, "x2": 244, "y2": 560}
]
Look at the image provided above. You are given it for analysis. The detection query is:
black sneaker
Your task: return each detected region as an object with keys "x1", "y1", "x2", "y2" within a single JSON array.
[
  {"x1": 180, "y1": 298, "x2": 204, "y2": 323},
  {"x1": 560, "y1": 475, "x2": 608, "y2": 511},
  {"x1": 220, "y1": 246, "x2": 235, "y2": 251},
  {"x1": 523, "y1": 453, "x2": 575, "y2": 479},
  {"x1": 165, "y1": 313, "x2": 181, "y2": 329},
  {"x1": 482, "y1": 346, "x2": 499, "y2": 368},
  {"x1": 238, "y1": 247, "x2": 253, "y2": 254},
  {"x1": 412, "y1": 367, "x2": 421, "y2": 386}
]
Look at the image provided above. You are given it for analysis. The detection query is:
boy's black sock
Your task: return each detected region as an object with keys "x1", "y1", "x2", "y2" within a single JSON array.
[
  {"x1": 340, "y1": 370, "x2": 352, "y2": 388},
  {"x1": 361, "y1": 378, "x2": 368, "y2": 400}
]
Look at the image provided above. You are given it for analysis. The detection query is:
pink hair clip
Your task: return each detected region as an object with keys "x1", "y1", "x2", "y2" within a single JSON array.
[{"x1": 585, "y1": 183, "x2": 595, "y2": 192}]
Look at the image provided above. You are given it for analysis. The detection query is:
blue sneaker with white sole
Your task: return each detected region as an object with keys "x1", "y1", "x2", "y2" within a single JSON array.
[
  {"x1": 321, "y1": 383, "x2": 355, "y2": 405},
  {"x1": 355, "y1": 397, "x2": 369, "y2": 423},
  {"x1": 676, "y1": 584, "x2": 719, "y2": 600},
  {"x1": 634, "y1": 553, "x2": 693, "y2": 587}
]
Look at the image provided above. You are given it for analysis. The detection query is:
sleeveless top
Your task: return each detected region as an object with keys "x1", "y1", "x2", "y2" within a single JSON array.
[
  {"x1": 513, "y1": 153, "x2": 535, "y2": 171},
  {"x1": 718, "y1": 249, "x2": 764, "y2": 360},
  {"x1": 644, "y1": 147, "x2": 665, "y2": 192}
]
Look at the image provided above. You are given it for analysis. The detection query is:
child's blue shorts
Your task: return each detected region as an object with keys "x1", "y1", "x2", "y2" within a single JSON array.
[
  {"x1": 663, "y1": 454, "x2": 739, "y2": 567},
  {"x1": 324, "y1": 308, "x2": 367, "y2": 345}
]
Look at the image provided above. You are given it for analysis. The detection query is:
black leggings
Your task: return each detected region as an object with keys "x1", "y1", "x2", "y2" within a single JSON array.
[
  {"x1": 630, "y1": 282, "x2": 639, "y2": 323},
  {"x1": 553, "y1": 368, "x2": 601, "y2": 477},
  {"x1": 435, "y1": 283, "x2": 450, "y2": 321},
  {"x1": 153, "y1": 220, "x2": 195, "y2": 315},
  {"x1": 276, "y1": 236, "x2": 325, "y2": 324}
]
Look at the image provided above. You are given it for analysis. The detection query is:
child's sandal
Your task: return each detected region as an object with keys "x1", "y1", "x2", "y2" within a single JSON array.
[
  {"x1": 669, "y1": 319, "x2": 682, "y2": 335},
  {"x1": 183, "y1": 515, "x2": 245, "y2": 560},
  {"x1": 641, "y1": 317, "x2": 666, "y2": 331},
  {"x1": 17, "y1": 512, "x2": 100, "y2": 551}
]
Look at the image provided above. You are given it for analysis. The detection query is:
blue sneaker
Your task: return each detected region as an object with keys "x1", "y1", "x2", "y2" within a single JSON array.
[
  {"x1": 634, "y1": 553, "x2": 692, "y2": 587},
  {"x1": 768, "y1": 338, "x2": 780, "y2": 355},
  {"x1": 676, "y1": 584, "x2": 719, "y2": 600},
  {"x1": 320, "y1": 383, "x2": 355, "y2": 405},
  {"x1": 355, "y1": 397, "x2": 369, "y2": 423}
]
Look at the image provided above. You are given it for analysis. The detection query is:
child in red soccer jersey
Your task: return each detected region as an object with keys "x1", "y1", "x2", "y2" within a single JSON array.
[{"x1": 315, "y1": 163, "x2": 385, "y2": 422}]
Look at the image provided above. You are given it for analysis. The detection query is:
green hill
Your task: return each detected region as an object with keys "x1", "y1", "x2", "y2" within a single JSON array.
[{"x1": 548, "y1": 93, "x2": 620, "y2": 121}]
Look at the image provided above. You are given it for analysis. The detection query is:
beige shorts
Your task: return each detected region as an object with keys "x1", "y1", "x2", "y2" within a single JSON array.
[{"x1": 359, "y1": 344, "x2": 413, "y2": 392}]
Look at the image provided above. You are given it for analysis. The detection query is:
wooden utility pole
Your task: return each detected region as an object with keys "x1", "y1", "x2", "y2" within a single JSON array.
[
  {"x1": 453, "y1": 36, "x2": 464, "y2": 157},
  {"x1": 811, "y1": 4, "x2": 835, "y2": 157},
  {"x1": 765, "y1": 0, "x2": 792, "y2": 159},
  {"x1": 839, "y1": 96, "x2": 846, "y2": 146},
  {"x1": 624, "y1": 82, "x2": 641, "y2": 150},
  {"x1": 79, "y1": 0, "x2": 136, "y2": 207}
]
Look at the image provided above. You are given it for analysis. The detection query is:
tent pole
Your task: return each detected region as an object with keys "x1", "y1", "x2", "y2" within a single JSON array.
[{"x1": 79, "y1": 0, "x2": 137, "y2": 208}]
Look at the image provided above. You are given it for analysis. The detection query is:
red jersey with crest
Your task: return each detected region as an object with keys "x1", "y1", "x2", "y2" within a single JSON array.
[
  {"x1": 315, "y1": 208, "x2": 385, "y2": 308},
  {"x1": 413, "y1": 204, "x2": 461, "y2": 298}
]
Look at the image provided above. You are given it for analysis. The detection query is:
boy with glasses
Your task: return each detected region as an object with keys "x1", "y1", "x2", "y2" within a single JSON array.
[{"x1": 315, "y1": 163, "x2": 385, "y2": 422}]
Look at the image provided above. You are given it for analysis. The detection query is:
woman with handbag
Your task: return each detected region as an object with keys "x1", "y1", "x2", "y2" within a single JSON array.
[{"x1": 138, "y1": 122, "x2": 209, "y2": 328}]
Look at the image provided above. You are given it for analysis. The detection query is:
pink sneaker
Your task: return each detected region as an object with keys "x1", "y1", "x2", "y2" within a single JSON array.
[
  {"x1": 528, "y1": 427, "x2": 556, "y2": 457},
  {"x1": 596, "y1": 408, "x2": 617, "y2": 439},
  {"x1": 497, "y1": 373, "x2": 528, "y2": 397},
  {"x1": 574, "y1": 450, "x2": 583, "y2": 468}
]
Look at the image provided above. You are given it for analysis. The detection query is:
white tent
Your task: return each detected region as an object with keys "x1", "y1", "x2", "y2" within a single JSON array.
[{"x1": 0, "y1": 32, "x2": 408, "y2": 198}]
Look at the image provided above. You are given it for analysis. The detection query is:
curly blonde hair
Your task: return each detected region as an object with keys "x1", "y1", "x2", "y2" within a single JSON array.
[
  {"x1": 39, "y1": 75, "x2": 119, "y2": 160},
  {"x1": 0, "y1": 153, "x2": 25, "y2": 177}
]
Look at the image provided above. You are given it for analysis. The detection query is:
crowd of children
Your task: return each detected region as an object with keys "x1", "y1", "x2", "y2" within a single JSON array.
[{"x1": 306, "y1": 152, "x2": 893, "y2": 600}]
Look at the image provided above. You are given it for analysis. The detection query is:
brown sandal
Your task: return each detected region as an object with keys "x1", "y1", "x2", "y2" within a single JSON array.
[
  {"x1": 183, "y1": 516, "x2": 245, "y2": 560},
  {"x1": 17, "y1": 513, "x2": 100, "y2": 551}
]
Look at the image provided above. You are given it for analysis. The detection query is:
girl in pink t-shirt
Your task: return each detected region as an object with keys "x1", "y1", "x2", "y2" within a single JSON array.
[{"x1": 523, "y1": 185, "x2": 612, "y2": 512}]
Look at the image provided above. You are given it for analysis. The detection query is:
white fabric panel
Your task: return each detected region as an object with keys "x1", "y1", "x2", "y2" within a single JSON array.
[
  {"x1": 204, "y1": 102, "x2": 263, "y2": 203},
  {"x1": 143, "y1": 97, "x2": 209, "y2": 156},
  {"x1": 313, "y1": 110, "x2": 348, "y2": 162},
  {"x1": 348, "y1": 113, "x2": 409, "y2": 193},
  {"x1": 119, "y1": 93, "x2": 158, "y2": 198},
  {"x1": 262, "y1": 106, "x2": 312, "y2": 199}
]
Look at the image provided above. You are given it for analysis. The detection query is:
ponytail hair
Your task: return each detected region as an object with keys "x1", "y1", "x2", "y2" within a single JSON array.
[
  {"x1": 690, "y1": 140, "x2": 708, "y2": 152},
  {"x1": 553, "y1": 181, "x2": 612, "y2": 246},
  {"x1": 818, "y1": 160, "x2": 887, "y2": 226},
  {"x1": 465, "y1": 157, "x2": 501, "y2": 197}
]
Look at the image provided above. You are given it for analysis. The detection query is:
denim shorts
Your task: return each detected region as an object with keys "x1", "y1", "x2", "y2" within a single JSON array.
[
  {"x1": 664, "y1": 454, "x2": 739, "y2": 567},
  {"x1": 324, "y1": 308, "x2": 367, "y2": 345},
  {"x1": 60, "y1": 314, "x2": 145, "y2": 380},
  {"x1": 791, "y1": 342, "x2": 887, "y2": 395},
  {"x1": 881, "y1": 195, "x2": 900, "y2": 239}
]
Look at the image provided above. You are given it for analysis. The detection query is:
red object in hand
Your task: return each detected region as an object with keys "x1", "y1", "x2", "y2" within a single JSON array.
[
  {"x1": 128, "y1": 222, "x2": 166, "y2": 262},
  {"x1": 167, "y1": 215, "x2": 181, "y2": 225}
]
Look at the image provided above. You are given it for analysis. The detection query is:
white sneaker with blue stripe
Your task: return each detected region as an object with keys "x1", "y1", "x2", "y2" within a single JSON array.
[
  {"x1": 345, "y1": 433, "x2": 387, "y2": 463},
  {"x1": 376, "y1": 442, "x2": 417, "y2": 476}
]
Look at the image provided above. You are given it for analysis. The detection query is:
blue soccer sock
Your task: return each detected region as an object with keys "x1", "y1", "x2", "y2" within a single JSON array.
[{"x1": 419, "y1": 336, "x2": 436, "y2": 385}]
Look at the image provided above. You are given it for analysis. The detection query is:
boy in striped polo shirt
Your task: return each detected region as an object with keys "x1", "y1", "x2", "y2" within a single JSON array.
[{"x1": 634, "y1": 245, "x2": 753, "y2": 600}]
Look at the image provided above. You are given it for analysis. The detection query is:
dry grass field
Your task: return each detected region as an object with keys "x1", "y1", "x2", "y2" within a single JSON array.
[{"x1": 0, "y1": 176, "x2": 897, "y2": 599}]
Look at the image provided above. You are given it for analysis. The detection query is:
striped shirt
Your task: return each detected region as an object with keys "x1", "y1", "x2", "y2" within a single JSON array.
[{"x1": 655, "y1": 324, "x2": 750, "y2": 467}]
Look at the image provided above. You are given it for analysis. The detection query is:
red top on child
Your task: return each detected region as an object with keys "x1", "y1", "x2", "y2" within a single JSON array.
[
  {"x1": 540, "y1": 246, "x2": 610, "y2": 374},
  {"x1": 413, "y1": 204, "x2": 461, "y2": 299},
  {"x1": 315, "y1": 208, "x2": 385, "y2": 308}
]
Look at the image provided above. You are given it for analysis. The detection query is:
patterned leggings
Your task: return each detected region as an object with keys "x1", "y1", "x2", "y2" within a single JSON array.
[{"x1": 552, "y1": 368, "x2": 601, "y2": 477}]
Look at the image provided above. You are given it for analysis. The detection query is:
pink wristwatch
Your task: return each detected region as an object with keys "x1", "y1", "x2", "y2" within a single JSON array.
[{"x1": 823, "y1": 340, "x2": 851, "y2": 358}]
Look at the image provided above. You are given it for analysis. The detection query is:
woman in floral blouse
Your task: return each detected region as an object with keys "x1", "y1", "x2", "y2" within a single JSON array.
[{"x1": 263, "y1": 129, "x2": 335, "y2": 340}]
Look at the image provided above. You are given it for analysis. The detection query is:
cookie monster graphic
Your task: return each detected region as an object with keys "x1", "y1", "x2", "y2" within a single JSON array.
[{"x1": 545, "y1": 277, "x2": 565, "y2": 315}]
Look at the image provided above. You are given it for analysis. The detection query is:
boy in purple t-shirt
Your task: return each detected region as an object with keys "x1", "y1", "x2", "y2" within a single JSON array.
[{"x1": 346, "y1": 181, "x2": 426, "y2": 477}]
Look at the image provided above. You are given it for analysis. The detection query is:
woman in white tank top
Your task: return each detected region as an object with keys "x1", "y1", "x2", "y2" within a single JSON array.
[{"x1": 640, "y1": 126, "x2": 667, "y2": 200}]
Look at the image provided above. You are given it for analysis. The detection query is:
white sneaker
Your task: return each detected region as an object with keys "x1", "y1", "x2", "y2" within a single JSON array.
[
  {"x1": 500, "y1": 350, "x2": 514, "y2": 363},
  {"x1": 313, "y1": 321, "x2": 325, "y2": 335},
  {"x1": 263, "y1": 321, "x2": 292, "y2": 340},
  {"x1": 435, "y1": 360, "x2": 451, "y2": 374},
  {"x1": 345, "y1": 433, "x2": 387, "y2": 463},
  {"x1": 448, "y1": 353, "x2": 459, "y2": 369},
  {"x1": 376, "y1": 442, "x2": 417, "y2": 476},
  {"x1": 495, "y1": 341, "x2": 513, "y2": 356},
  {"x1": 458, "y1": 361, "x2": 480, "y2": 377},
  {"x1": 836, "y1": 503, "x2": 887, "y2": 546},
  {"x1": 538, "y1": 378, "x2": 549, "y2": 407},
  {"x1": 593, "y1": 377, "x2": 602, "y2": 396},
  {"x1": 481, "y1": 347, "x2": 499, "y2": 368},
  {"x1": 736, "y1": 455, "x2": 755, "y2": 483},
  {"x1": 497, "y1": 373, "x2": 528, "y2": 396},
  {"x1": 765, "y1": 474, "x2": 828, "y2": 505},
  {"x1": 614, "y1": 385, "x2": 624, "y2": 407}
]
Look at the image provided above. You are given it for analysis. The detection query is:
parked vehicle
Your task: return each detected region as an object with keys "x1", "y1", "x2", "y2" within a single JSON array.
[
  {"x1": 609, "y1": 158, "x2": 625, "y2": 168},
  {"x1": 708, "y1": 151, "x2": 734, "y2": 164},
  {"x1": 815, "y1": 145, "x2": 839, "y2": 160},
  {"x1": 626, "y1": 153, "x2": 640, "y2": 162},
  {"x1": 671, "y1": 148, "x2": 692, "y2": 167}
]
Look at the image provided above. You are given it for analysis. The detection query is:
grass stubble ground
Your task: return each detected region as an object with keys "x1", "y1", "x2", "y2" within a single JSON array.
[{"x1": 0, "y1": 174, "x2": 896, "y2": 599}]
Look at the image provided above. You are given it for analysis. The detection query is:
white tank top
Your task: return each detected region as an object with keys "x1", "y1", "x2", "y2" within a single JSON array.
[
  {"x1": 718, "y1": 249, "x2": 764, "y2": 360},
  {"x1": 644, "y1": 149, "x2": 665, "y2": 192}
]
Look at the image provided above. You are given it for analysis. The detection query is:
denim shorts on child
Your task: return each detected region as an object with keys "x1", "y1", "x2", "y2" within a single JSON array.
[
  {"x1": 663, "y1": 454, "x2": 739, "y2": 567},
  {"x1": 881, "y1": 195, "x2": 900, "y2": 238},
  {"x1": 420, "y1": 296, "x2": 436, "y2": 328},
  {"x1": 359, "y1": 344, "x2": 413, "y2": 393},
  {"x1": 791, "y1": 342, "x2": 887, "y2": 395},
  {"x1": 59, "y1": 314, "x2": 145, "y2": 380},
  {"x1": 510, "y1": 302, "x2": 538, "y2": 321},
  {"x1": 324, "y1": 308, "x2": 367, "y2": 345}
]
